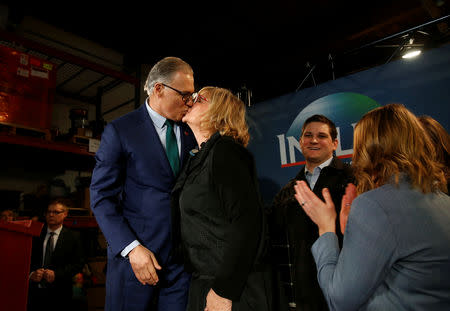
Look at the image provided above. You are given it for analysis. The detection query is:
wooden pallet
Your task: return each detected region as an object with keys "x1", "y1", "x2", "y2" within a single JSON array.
[{"x1": 0, "y1": 122, "x2": 51, "y2": 140}]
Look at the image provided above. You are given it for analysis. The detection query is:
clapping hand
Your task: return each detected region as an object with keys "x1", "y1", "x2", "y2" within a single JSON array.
[
  {"x1": 340, "y1": 183, "x2": 357, "y2": 235},
  {"x1": 294, "y1": 180, "x2": 336, "y2": 236}
]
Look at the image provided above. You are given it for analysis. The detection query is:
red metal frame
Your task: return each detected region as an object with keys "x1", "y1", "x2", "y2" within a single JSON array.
[{"x1": 0, "y1": 29, "x2": 139, "y2": 86}]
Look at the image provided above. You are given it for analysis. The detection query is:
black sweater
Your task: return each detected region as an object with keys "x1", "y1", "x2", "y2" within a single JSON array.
[{"x1": 172, "y1": 132, "x2": 266, "y2": 301}]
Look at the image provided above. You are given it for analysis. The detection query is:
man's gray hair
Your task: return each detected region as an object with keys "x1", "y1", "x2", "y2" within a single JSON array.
[{"x1": 144, "y1": 56, "x2": 193, "y2": 96}]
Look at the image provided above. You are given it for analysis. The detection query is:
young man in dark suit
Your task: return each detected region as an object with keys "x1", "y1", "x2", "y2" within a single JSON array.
[
  {"x1": 270, "y1": 115, "x2": 353, "y2": 311},
  {"x1": 28, "y1": 197, "x2": 84, "y2": 311}
]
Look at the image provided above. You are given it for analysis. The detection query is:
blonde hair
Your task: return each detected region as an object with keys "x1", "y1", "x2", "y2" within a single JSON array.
[
  {"x1": 199, "y1": 86, "x2": 250, "y2": 146},
  {"x1": 353, "y1": 103, "x2": 447, "y2": 194}
]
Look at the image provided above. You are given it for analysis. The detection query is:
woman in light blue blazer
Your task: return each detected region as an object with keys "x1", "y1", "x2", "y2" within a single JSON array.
[{"x1": 294, "y1": 103, "x2": 450, "y2": 311}]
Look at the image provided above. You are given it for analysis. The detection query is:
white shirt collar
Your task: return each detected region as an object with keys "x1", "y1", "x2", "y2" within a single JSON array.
[
  {"x1": 305, "y1": 156, "x2": 334, "y2": 174},
  {"x1": 47, "y1": 225, "x2": 63, "y2": 236},
  {"x1": 145, "y1": 98, "x2": 168, "y2": 129}
]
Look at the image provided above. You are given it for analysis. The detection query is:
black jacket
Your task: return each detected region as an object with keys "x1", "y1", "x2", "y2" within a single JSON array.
[
  {"x1": 172, "y1": 132, "x2": 268, "y2": 301},
  {"x1": 269, "y1": 157, "x2": 354, "y2": 311},
  {"x1": 28, "y1": 226, "x2": 85, "y2": 310}
]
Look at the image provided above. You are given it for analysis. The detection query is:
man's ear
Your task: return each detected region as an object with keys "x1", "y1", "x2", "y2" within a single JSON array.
[
  {"x1": 332, "y1": 138, "x2": 338, "y2": 150},
  {"x1": 154, "y1": 83, "x2": 164, "y2": 97}
]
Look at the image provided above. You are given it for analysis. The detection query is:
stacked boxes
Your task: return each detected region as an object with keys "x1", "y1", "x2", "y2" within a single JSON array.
[{"x1": 0, "y1": 44, "x2": 56, "y2": 129}]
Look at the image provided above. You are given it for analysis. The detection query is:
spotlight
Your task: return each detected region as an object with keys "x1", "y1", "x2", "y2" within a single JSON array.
[
  {"x1": 402, "y1": 38, "x2": 422, "y2": 59},
  {"x1": 402, "y1": 49, "x2": 422, "y2": 59}
]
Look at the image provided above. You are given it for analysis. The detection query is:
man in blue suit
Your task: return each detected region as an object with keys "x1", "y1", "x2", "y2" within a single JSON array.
[{"x1": 90, "y1": 56, "x2": 197, "y2": 311}]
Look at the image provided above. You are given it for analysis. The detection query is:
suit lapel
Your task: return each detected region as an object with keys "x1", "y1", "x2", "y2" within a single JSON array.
[
  {"x1": 313, "y1": 157, "x2": 341, "y2": 192},
  {"x1": 137, "y1": 104, "x2": 197, "y2": 178},
  {"x1": 137, "y1": 104, "x2": 174, "y2": 176},
  {"x1": 37, "y1": 228, "x2": 47, "y2": 266},
  {"x1": 179, "y1": 123, "x2": 195, "y2": 168},
  {"x1": 53, "y1": 227, "x2": 66, "y2": 256}
]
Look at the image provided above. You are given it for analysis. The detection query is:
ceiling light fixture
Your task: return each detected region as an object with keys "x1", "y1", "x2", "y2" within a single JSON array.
[
  {"x1": 402, "y1": 49, "x2": 422, "y2": 58},
  {"x1": 402, "y1": 38, "x2": 422, "y2": 59}
]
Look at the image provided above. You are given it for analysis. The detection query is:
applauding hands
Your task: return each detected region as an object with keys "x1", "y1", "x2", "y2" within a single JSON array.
[
  {"x1": 294, "y1": 181, "x2": 357, "y2": 235},
  {"x1": 340, "y1": 183, "x2": 357, "y2": 234}
]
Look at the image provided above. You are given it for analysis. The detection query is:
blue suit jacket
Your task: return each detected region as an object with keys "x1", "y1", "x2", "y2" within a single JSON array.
[{"x1": 90, "y1": 104, "x2": 196, "y2": 309}]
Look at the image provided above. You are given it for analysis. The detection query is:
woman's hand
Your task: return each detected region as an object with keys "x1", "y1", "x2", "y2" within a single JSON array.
[
  {"x1": 340, "y1": 183, "x2": 357, "y2": 235},
  {"x1": 204, "y1": 288, "x2": 232, "y2": 311},
  {"x1": 294, "y1": 180, "x2": 336, "y2": 236}
]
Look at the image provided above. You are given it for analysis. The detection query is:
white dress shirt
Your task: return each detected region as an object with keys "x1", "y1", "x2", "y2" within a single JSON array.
[{"x1": 42, "y1": 225, "x2": 63, "y2": 264}]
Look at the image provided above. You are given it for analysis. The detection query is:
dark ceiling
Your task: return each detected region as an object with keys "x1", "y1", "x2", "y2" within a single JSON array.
[{"x1": 4, "y1": 0, "x2": 450, "y2": 103}]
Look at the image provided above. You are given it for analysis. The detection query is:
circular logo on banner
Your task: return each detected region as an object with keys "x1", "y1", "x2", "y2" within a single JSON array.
[{"x1": 286, "y1": 92, "x2": 380, "y2": 138}]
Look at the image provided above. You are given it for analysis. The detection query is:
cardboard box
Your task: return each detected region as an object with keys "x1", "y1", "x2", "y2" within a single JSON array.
[{"x1": 0, "y1": 45, "x2": 56, "y2": 129}]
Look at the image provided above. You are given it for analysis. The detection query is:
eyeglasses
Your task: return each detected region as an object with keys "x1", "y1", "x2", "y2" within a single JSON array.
[
  {"x1": 46, "y1": 210, "x2": 65, "y2": 215},
  {"x1": 160, "y1": 83, "x2": 194, "y2": 104},
  {"x1": 192, "y1": 93, "x2": 207, "y2": 104}
]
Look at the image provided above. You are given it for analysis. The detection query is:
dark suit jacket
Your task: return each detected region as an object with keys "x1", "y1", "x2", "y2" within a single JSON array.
[
  {"x1": 89, "y1": 104, "x2": 196, "y2": 310},
  {"x1": 28, "y1": 226, "x2": 84, "y2": 310},
  {"x1": 270, "y1": 157, "x2": 353, "y2": 311}
]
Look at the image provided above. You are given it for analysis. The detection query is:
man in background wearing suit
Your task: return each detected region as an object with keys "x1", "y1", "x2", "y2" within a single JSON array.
[
  {"x1": 270, "y1": 114, "x2": 353, "y2": 311},
  {"x1": 90, "y1": 57, "x2": 197, "y2": 311},
  {"x1": 28, "y1": 197, "x2": 85, "y2": 311}
]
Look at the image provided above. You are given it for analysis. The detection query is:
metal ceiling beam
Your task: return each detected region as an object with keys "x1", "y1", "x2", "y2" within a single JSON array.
[
  {"x1": 344, "y1": 14, "x2": 450, "y2": 56},
  {"x1": 56, "y1": 68, "x2": 87, "y2": 91},
  {"x1": 296, "y1": 15, "x2": 450, "y2": 92},
  {"x1": 75, "y1": 75, "x2": 108, "y2": 96},
  {"x1": 102, "y1": 98, "x2": 135, "y2": 117},
  {"x1": 54, "y1": 89, "x2": 95, "y2": 104}
]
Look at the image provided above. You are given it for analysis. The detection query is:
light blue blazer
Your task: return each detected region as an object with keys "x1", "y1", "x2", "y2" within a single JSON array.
[{"x1": 312, "y1": 180, "x2": 450, "y2": 311}]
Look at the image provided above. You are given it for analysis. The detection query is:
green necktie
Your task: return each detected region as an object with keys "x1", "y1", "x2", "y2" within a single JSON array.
[{"x1": 165, "y1": 119, "x2": 180, "y2": 176}]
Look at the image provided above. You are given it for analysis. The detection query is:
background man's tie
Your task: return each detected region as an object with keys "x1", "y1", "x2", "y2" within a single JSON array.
[
  {"x1": 43, "y1": 231, "x2": 55, "y2": 267},
  {"x1": 165, "y1": 119, "x2": 180, "y2": 176}
]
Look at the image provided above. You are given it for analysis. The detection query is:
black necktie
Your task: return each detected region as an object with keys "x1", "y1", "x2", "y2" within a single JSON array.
[
  {"x1": 165, "y1": 119, "x2": 180, "y2": 176},
  {"x1": 43, "y1": 231, "x2": 55, "y2": 268}
]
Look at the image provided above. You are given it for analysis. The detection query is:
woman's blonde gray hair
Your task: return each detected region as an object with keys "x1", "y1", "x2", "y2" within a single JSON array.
[{"x1": 199, "y1": 86, "x2": 250, "y2": 147}]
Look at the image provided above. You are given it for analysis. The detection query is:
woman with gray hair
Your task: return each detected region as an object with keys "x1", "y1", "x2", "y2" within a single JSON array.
[{"x1": 172, "y1": 87, "x2": 279, "y2": 311}]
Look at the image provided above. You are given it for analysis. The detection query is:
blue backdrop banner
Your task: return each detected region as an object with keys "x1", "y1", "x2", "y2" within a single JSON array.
[{"x1": 247, "y1": 44, "x2": 450, "y2": 205}]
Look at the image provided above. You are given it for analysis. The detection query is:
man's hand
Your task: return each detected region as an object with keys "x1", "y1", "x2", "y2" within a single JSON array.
[
  {"x1": 30, "y1": 268, "x2": 44, "y2": 282},
  {"x1": 43, "y1": 269, "x2": 55, "y2": 283},
  {"x1": 128, "y1": 245, "x2": 162, "y2": 285},
  {"x1": 205, "y1": 288, "x2": 232, "y2": 311}
]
